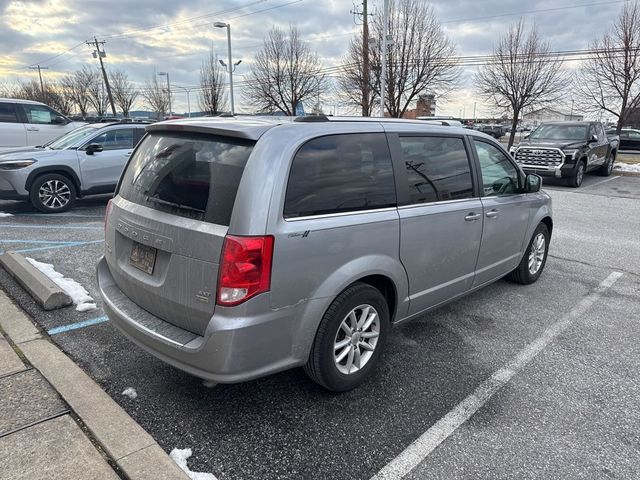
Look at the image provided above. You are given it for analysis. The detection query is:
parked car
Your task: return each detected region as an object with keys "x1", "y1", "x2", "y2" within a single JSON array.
[
  {"x1": 510, "y1": 121, "x2": 619, "y2": 188},
  {"x1": 606, "y1": 128, "x2": 640, "y2": 151},
  {"x1": 0, "y1": 98, "x2": 85, "y2": 149},
  {"x1": 477, "y1": 124, "x2": 506, "y2": 138},
  {"x1": 0, "y1": 121, "x2": 148, "y2": 212},
  {"x1": 97, "y1": 116, "x2": 552, "y2": 391}
]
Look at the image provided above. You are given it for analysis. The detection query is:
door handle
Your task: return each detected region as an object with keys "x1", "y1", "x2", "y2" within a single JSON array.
[
  {"x1": 486, "y1": 209, "x2": 500, "y2": 218},
  {"x1": 26, "y1": 127, "x2": 39, "y2": 131},
  {"x1": 464, "y1": 213, "x2": 481, "y2": 221},
  {"x1": 125, "y1": 152, "x2": 132, "y2": 156}
]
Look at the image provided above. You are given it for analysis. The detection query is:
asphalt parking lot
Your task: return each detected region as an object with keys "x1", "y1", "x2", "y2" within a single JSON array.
[{"x1": 1, "y1": 174, "x2": 639, "y2": 480}]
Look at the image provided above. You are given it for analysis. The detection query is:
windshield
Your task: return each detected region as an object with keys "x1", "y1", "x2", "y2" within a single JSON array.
[
  {"x1": 46, "y1": 125, "x2": 99, "y2": 150},
  {"x1": 529, "y1": 124, "x2": 588, "y2": 141}
]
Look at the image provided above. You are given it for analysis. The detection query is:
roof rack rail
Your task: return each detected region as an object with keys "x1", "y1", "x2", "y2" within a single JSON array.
[{"x1": 294, "y1": 115, "x2": 329, "y2": 122}]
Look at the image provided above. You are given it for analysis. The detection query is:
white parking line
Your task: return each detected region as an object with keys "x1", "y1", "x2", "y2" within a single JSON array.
[
  {"x1": 371, "y1": 271, "x2": 624, "y2": 480},
  {"x1": 584, "y1": 175, "x2": 621, "y2": 189}
]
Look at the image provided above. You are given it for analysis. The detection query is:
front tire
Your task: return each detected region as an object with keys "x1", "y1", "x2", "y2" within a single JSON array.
[
  {"x1": 304, "y1": 283, "x2": 390, "y2": 391},
  {"x1": 29, "y1": 173, "x2": 77, "y2": 213},
  {"x1": 507, "y1": 223, "x2": 550, "y2": 285},
  {"x1": 566, "y1": 161, "x2": 585, "y2": 188}
]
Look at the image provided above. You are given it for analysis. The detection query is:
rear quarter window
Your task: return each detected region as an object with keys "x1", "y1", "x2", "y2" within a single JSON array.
[
  {"x1": 118, "y1": 132, "x2": 254, "y2": 226},
  {"x1": 284, "y1": 133, "x2": 396, "y2": 218}
]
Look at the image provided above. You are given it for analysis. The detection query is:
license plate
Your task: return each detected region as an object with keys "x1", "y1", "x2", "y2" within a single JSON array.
[{"x1": 129, "y1": 242, "x2": 157, "y2": 275}]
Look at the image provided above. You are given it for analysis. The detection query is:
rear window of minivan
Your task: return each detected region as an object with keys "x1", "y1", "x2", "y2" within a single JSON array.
[{"x1": 118, "y1": 132, "x2": 254, "y2": 226}]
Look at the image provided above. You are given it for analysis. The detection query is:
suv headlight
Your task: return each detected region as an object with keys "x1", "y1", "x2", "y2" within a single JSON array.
[
  {"x1": 563, "y1": 150, "x2": 579, "y2": 162},
  {"x1": 0, "y1": 159, "x2": 37, "y2": 170}
]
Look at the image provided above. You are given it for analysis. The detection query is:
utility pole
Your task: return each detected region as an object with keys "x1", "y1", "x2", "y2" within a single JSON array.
[
  {"x1": 29, "y1": 65, "x2": 48, "y2": 104},
  {"x1": 380, "y1": 0, "x2": 389, "y2": 117},
  {"x1": 87, "y1": 37, "x2": 116, "y2": 116},
  {"x1": 362, "y1": 0, "x2": 370, "y2": 116}
]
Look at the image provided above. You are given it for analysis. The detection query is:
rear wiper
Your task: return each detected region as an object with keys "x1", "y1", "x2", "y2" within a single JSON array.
[{"x1": 146, "y1": 196, "x2": 205, "y2": 214}]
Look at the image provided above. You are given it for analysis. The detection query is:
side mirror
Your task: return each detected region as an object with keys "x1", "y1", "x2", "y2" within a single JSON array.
[
  {"x1": 85, "y1": 143, "x2": 103, "y2": 155},
  {"x1": 53, "y1": 115, "x2": 68, "y2": 125},
  {"x1": 589, "y1": 134, "x2": 598, "y2": 143},
  {"x1": 525, "y1": 174, "x2": 542, "y2": 193}
]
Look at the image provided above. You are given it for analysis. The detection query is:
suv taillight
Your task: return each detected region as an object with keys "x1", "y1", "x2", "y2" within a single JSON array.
[
  {"x1": 217, "y1": 235, "x2": 274, "y2": 307},
  {"x1": 104, "y1": 199, "x2": 113, "y2": 234}
]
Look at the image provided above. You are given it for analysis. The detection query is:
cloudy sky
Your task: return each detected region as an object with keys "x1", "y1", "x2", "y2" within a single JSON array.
[{"x1": 0, "y1": 0, "x2": 630, "y2": 116}]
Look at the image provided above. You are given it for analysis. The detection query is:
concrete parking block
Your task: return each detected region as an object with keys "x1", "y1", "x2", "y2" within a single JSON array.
[
  {"x1": 0, "y1": 336, "x2": 24, "y2": 377},
  {"x1": 0, "y1": 369, "x2": 67, "y2": 436},
  {"x1": 0, "y1": 415, "x2": 119, "y2": 480},
  {"x1": 0, "y1": 252, "x2": 71, "y2": 310},
  {"x1": 0, "y1": 291, "x2": 41, "y2": 344}
]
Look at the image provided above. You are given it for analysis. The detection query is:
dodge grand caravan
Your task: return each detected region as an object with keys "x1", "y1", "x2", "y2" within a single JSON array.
[{"x1": 97, "y1": 117, "x2": 552, "y2": 391}]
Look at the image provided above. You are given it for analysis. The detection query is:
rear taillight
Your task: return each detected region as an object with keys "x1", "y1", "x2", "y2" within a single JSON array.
[
  {"x1": 217, "y1": 235, "x2": 274, "y2": 307},
  {"x1": 104, "y1": 199, "x2": 113, "y2": 234}
]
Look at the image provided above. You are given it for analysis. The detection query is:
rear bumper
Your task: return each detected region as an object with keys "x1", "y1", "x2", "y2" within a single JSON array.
[{"x1": 97, "y1": 256, "x2": 320, "y2": 383}]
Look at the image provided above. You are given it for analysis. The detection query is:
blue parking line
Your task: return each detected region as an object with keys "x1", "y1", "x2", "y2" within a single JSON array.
[
  {"x1": 0, "y1": 239, "x2": 104, "y2": 255},
  {"x1": 2, "y1": 224, "x2": 102, "y2": 230},
  {"x1": 0, "y1": 239, "x2": 79, "y2": 244},
  {"x1": 47, "y1": 316, "x2": 109, "y2": 335}
]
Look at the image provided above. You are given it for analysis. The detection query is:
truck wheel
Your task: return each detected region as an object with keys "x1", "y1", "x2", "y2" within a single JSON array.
[
  {"x1": 598, "y1": 153, "x2": 615, "y2": 176},
  {"x1": 304, "y1": 283, "x2": 390, "y2": 392},
  {"x1": 506, "y1": 223, "x2": 550, "y2": 285},
  {"x1": 29, "y1": 173, "x2": 77, "y2": 213},
  {"x1": 566, "y1": 161, "x2": 585, "y2": 188}
]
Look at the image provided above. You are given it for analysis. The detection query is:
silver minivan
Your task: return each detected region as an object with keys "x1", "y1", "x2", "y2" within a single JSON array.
[{"x1": 97, "y1": 117, "x2": 552, "y2": 391}]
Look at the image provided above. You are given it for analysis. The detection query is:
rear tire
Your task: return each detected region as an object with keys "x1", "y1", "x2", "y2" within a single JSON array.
[
  {"x1": 598, "y1": 152, "x2": 615, "y2": 176},
  {"x1": 507, "y1": 223, "x2": 550, "y2": 285},
  {"x1": 29, "y1": 173, "x2": 77, "y2": 213},
  {"x1": 566, "y1": 161, "x2": 585, "y2": 188},
  {"x1": 304, "y1": 283, "x2": 390, "y2": 391}
]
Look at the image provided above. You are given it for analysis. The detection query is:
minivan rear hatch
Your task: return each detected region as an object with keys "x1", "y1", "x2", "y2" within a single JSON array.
[{"x1": 105, "y1": 131, "x2": 255, "y2": 336}]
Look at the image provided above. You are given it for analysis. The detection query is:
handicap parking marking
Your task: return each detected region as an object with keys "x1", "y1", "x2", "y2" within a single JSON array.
[
  {"x1": 1, "y1": 224, "x2": 103, "y2": 230},
  {"x1": 0, "y1": 239, "x2": 104, "y2": 255},
  {"x1": 372, "y1": 271, "x2": 624, "y2": 480},
  {"x1": 47, "y1": 316, "x2": 109, "y2": 335}
]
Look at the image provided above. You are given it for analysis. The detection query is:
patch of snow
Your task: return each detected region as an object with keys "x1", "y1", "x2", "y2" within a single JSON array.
[
  {"x1": 121, "y1": 387, "x2": 138, "y2": 399},
  {"x1": 614, "y1": 162, "x2": 640, "y2": 173},
  {"x1": 0, "y1": 212, "x2": 14, "y2": 217},
  {"x1": 170, "y1": 448, "x2": 217, "y2": 480},
  {"x1": 25, "y1": 257, "x2": 98, "y2": 312}
]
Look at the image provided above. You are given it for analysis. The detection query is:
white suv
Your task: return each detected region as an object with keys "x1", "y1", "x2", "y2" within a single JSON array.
[{"x1": 0, "y1": 98, "x2": 85, "y2": 149}]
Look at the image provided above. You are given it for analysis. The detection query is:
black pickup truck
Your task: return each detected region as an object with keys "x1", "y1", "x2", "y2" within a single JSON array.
[{"x1": 510, "y1": 121, "x2": 618, "y2": 187}]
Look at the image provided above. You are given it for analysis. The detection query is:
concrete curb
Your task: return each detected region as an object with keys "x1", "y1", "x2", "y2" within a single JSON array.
[
  {"x1": 0, "y1": 252, "x2": 72, "y2": 310},
  {"x1": 613, "y1": 170, "x2": 640, "y2": 177},
  {"x1": 0, "y1": 290, "x2": 189, "y2": 480}
]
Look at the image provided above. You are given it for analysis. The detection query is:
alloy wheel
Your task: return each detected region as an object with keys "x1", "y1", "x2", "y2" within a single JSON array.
[
  {"x1": 333, "y1": 304, "x2": 380, "y2": 375},
  {"x1": 38, "y1": 180, "x2": 71, "y2": 209},
  {"x1": 528, "y1": 232, "x2": 546, "y2": 275}
]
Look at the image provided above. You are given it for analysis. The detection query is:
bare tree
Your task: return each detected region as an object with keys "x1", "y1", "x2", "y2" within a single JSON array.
[
  {"x1": 13, "y1": 80, "x2": 42, "y2": 101},
  {"x1": 60, "y1": 68, "x2": 93, "y2": 118},
  {"x1": 47, "y1": 82, "x2": 74, "y2": 115},
  {"x1": 142, "y1": 75, "x2": 169, "y2": 119},
  {"x1": 109, "y1": 70, "x2": 139, "y2": 117},
  {"x1": 358, "y1": 0, "x2": 459, "y2": 118},
  {"x1": 83, "y1": 67, "x2": 108, "y2": 116},
  {"x1": 245, "y1": 25, "x2": 327, "y2": 115},
  {"x1": 199, "y1": 48, "x2": 227, "y2": 115},
  {"x1": 576, "y1": 2, "x2": 640, "y2": 132},
  {"x1": 338, "y1": 35, "x2": 379, "y2": 116},
  {"x1": 476, "y1": 20, "x2": 568, "y2": 148}
]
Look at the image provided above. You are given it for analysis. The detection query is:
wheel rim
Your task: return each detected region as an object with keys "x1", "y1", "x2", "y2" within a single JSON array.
[
  {"x1": 333, "y1": 304, "x2": 380, "y2": 375},
  {"x1": 528, "y1": 233, "x2": 546, "y2": 275},
  {"x1": 577, "y1": 164, "x2": 584, "y2": 185},
  {"x1": 39, "y1": 180, "x2": 71, "y2": 209}
]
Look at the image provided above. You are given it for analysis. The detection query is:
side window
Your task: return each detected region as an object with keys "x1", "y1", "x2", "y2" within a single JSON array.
[
  {"x1": 589, "y1": 124, "x2": 597, "y2": 140},
  {"x1": 398, "y1": 136, "x2": 474, "y2": 204},
  {"x1": 0, "y1": 102, "x2": 18, "y2": 123},
  {"x1": 473, "y1": 140, "x2": 520, "y2": 197},
  {"x1": 20, "y1": 104, "x2": 58, "y2": 125},
  {"x1": 89, "y1": 128, "x2": 135, "y2": 151},
  {"x1": 284, "y1": 133, "x2": 396, "y2": 218},
  {"x1": 629, "y1": 131, "x2": 640, "y2": 140},
  {"x1": 598, "y1": 124, "x2": 606, "y2": 140}
]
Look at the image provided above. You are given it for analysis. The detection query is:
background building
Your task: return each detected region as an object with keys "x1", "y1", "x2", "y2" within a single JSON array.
[{"x1": 523, "y1": 107, "x2": 584, "y2": 125}]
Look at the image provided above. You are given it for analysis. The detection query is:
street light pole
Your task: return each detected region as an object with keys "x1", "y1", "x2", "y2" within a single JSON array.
[
  {"x1": 215, "y1": 22, "x2": 235, "y2": 115},
  {"x1": 158, "y1": 72, "x2": 171, "y2": 116},
  {"x1": 174, "y1": 85, "x2": 194, "y2": 117}
]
